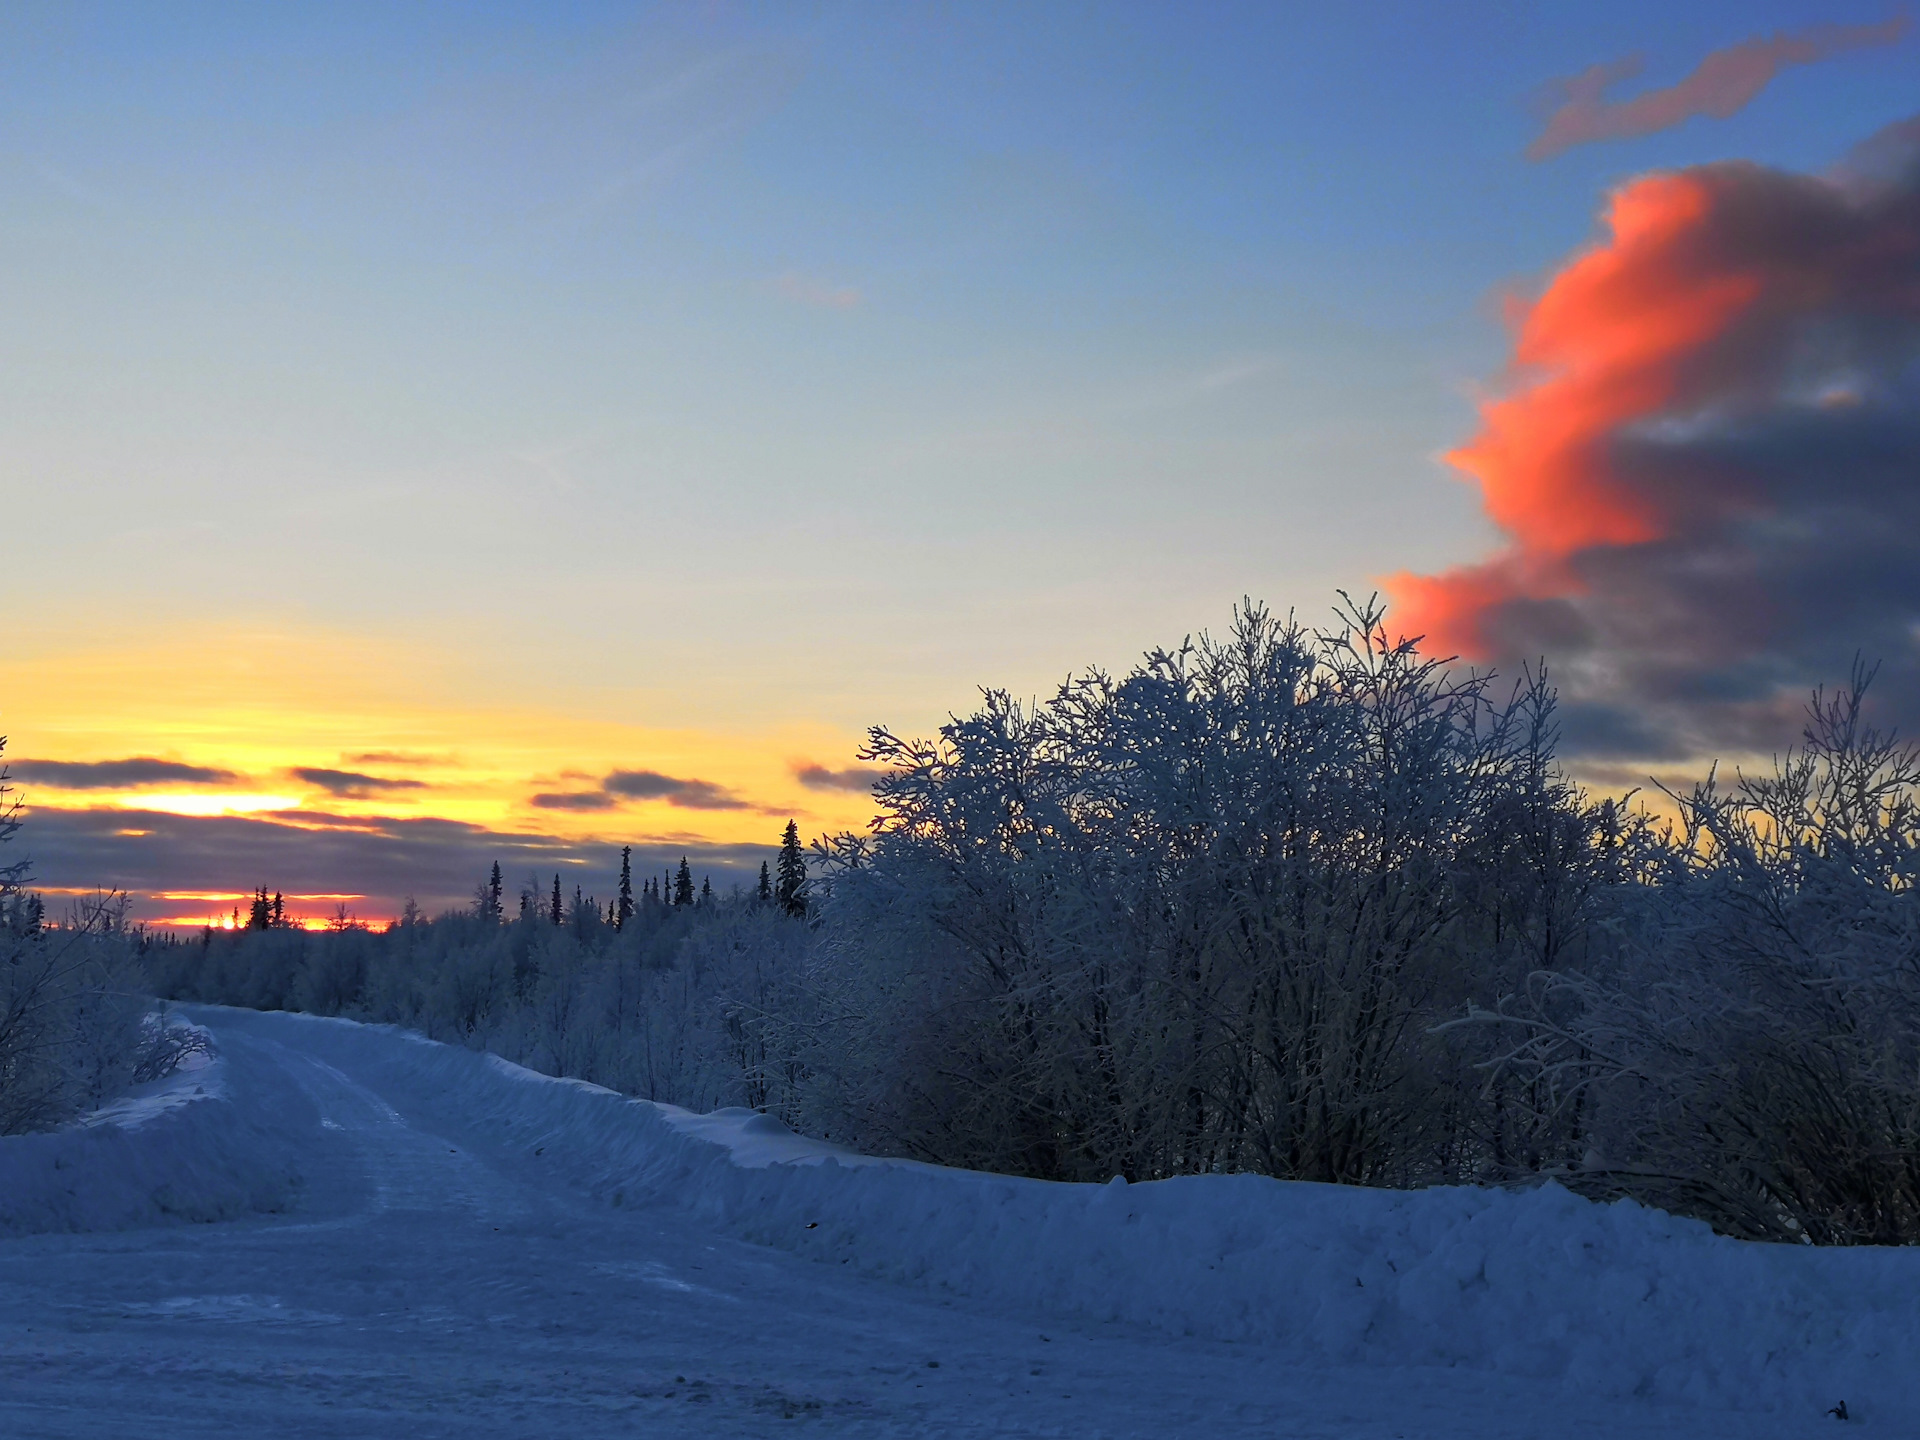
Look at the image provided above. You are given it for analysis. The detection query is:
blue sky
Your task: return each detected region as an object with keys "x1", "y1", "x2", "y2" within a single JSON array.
[{"x1": 3, "y1": 1, "x2": 1914, "y2": 918}]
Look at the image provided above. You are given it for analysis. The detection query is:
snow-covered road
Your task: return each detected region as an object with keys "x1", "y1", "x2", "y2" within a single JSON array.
[{"x1": 0, "y1": 1009, "x2": 1864, "y2": 1437}]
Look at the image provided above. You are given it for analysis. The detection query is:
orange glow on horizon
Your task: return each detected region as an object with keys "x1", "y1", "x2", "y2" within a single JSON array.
[
  {"x1": 146, "y1": 914, "x2": 362, "y2": 932},
  {"x1": 7, "y1": 617, "x2": 882, "y2": 909}
]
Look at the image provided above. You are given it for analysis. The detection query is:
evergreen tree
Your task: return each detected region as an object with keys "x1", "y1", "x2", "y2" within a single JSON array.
[
  {"x1": 673, "y1": 856, "x2": 694, "y2": 907},
  {"x1": 271, "y1": 891, "x2": 286, "y2": 928},
  {"x1": 487, "y1": 861, "x2": 504, "y2": 922},
  {"x1": 617, "y1": 846, "x2": 634, "y2": 931},
  {"x1": 700, "y1": 875, "x2": 712, "y2": 906},
  {"x1": 549, "y1": 873, "x2": 563, "y2": 926},
  {"x1": 757, "y1": 861, "x2": 773, "y2": 906},
  {"x1": 248, "y1": 887, "x2": 271, "y2": 930},
  {"x1": 776, "y1": 820, "x2": 808, "y2": 918},
  {"x1": 519, "y1": 891, "x2": 532, "y2": 922}
]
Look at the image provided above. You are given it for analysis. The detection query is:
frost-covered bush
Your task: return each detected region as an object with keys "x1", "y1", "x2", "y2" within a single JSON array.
[
  {"x1": 0, "y1": 892, "x2": 154, "y2": 1135},
  {"x1": 1470, "y1": 667, "x2": 1920, "y2": 1244},
  {"x1": 806, "y1": 599, "x2": 1620, "y2": 1185}
]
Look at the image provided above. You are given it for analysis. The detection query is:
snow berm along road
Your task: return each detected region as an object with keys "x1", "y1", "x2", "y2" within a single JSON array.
[{"x1": 1, "y1": 1005, "x2": 1909, "y2": 1436}]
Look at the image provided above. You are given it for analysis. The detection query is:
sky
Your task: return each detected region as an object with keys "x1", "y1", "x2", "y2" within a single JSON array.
[{"x1": 3, "y1": 2, "x2": 1916, "y2": 925}]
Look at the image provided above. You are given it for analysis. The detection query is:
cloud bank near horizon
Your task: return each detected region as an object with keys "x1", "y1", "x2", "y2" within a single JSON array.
[
  {"x1": 15, "y1": 803, "x2": 776, "y2": 923},
  {"x1": 1392, "y1": 116, "x2": 1920, "y2": 760},
  {"x1": 1529, "y1": 19, "x2": 1907, "y2": 160}
]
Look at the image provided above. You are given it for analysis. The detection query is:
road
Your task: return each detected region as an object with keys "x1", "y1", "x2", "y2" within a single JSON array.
[{"x1": 0, "y1": 1008, "x2": 1823, "y2": 1438}]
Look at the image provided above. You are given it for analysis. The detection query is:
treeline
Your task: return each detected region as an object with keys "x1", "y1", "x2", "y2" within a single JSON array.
[
  {"x1": 18, "y1": 599, "x2": 1920, "y2": 1244},
  {"x1": 148, "y1": 855, "x2": 814, "y2": 1116}
]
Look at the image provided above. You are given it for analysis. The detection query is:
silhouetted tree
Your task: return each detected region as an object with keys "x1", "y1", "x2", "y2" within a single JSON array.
[
  {"x1": 549, "y1": 874, "x2": 562, "y2": 927},
  {"x1": 617, "y1": 847, "x2": 634, "y2": 931},
  {"x1": 776, "y1": 820, "x2": 808, "y2": 918},
  {"x1": 757, "y1": 861, "x2": 773, "y2": 906},
  {"x1": 674, "y1": 857, "x2": 694, "y2": 907}
]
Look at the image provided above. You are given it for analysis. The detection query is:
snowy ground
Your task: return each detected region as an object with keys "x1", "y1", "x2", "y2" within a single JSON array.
[{"x1": 0, "y1": 1008, "x2": 1900, "y2": 1437}]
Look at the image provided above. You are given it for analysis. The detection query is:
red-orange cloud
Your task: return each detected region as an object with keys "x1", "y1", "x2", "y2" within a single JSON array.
[
  {"x1": 1530, "y1": 19, "x2": 1908, "y2": 160},
  {"x1": 1392, "y1": 118, "x2": 1920, "y2": 757}
]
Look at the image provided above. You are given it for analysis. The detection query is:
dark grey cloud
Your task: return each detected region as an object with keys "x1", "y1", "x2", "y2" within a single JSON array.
[
  {"x1": 603, "y1": 770, "x2": 750, "y2": 810},
  {"x1": 8, "y1": 757, "x2": 240, "y2": 789},
  {"x1": 292, "y1": 767, "x2": 429, "y2": 798},
  {"x1": 1397, "y1": 117, "x2": 1920, "y2": 760},
  {"x1": 793, "y1": 762, "x2": 880, "y2": 793},
  {"x1": 530, "y1": 791, "x2": 618, "y2": 812},
  {"x1": 14, "y1": 804, "x2": 773, "y2": 923}
]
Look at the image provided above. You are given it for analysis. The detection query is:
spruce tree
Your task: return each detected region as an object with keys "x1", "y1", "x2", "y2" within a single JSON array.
[
  {"x1": 757, "y1": 861, "x2": 773, "y2": 906},
  {"x1": 700, "y1": 875, "x2": 712, "y2": 906},
  {"x1": 673, "y1": 856, "x2": 694, "y2": 907},
  {"x1": 549, "y1": 873, "x2": 563, "y2": 926},
  {"x1": 617, "y1": 846, "x2": 634, "y2": 931},
  {"x1": 776, "y1": 820, "x2": 808, "y2": 918},
  {"x1": 487, "y1": 861, "x2": 504, "y2": 922},
  {"x1": 271, "y1": 891, "x2": 285, "y2": 928}
]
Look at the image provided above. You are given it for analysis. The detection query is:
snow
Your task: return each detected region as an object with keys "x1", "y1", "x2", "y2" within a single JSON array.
[
  {"x1": 0, "y1": 1032, "x2": 303, "y2": 1236},
  {"x1": 0, "y1": 1006, "x2": 1901, "y2": 1436}
]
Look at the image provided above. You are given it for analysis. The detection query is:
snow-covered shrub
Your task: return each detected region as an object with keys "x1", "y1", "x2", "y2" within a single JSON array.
[
  {"x1": 0, "y1": 892, "x2": 152, "y2": 1134},
  {"x1": 1469, "y1": 667, "x2": 1920, "y2": 1243},
  {"x1": 808, "y1": 599, "x2": 1619, "y2": 1185}
]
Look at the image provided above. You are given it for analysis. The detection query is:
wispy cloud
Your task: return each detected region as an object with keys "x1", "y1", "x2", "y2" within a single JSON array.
[
  {"x1": 1529, "y1": 18, "x2": 1908, "y2": 160},
  {"x1": 9, "y1": 758, "x2": 239, "y2": 789},
  {"x1": 775, "y1": 271, "x2": 862, "y2": 310},
  {"x1": 344, "y1": 751, "x2": 453, "y2": 767}
]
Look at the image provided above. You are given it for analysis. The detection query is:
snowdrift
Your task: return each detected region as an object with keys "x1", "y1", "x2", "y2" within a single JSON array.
[
  {"x1": 258, "y1": 1010, "x2": 1916, "y2": 1424},
  {"x1": 0, "y1": 1044, "x2": 303, "y2": 1236}
]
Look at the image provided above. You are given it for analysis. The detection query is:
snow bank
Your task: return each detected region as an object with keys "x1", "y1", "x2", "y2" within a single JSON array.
[
  {"x1": 266, "y1": 1010, "x2": 1918, "y2": 1424},
  {"x1": 0, "y1": 1037, "x2": 303, "y2": 1236}
]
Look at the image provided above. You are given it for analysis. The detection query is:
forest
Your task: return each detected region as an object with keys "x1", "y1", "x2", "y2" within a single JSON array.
[{"x1": 6, "y1": 598, "x2": 1918, "y2": 1246}]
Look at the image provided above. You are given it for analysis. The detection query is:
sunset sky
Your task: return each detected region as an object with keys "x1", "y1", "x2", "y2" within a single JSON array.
[{"x1": 5, "y1": 2, "x2": 1917, "y2": 925}]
